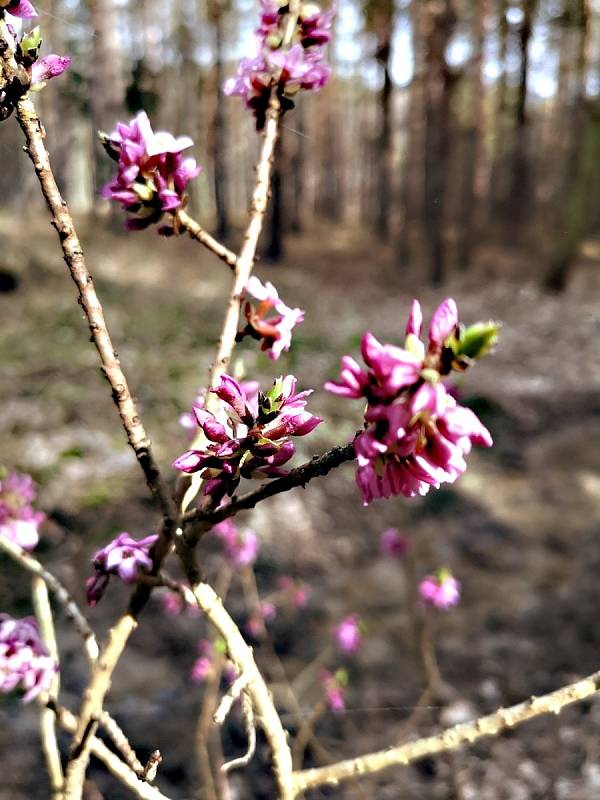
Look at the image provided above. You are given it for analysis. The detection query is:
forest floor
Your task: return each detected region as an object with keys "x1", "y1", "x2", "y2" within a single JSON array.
[{"x1": 1, "y1": 213, "x2": 600, "y2": 800}]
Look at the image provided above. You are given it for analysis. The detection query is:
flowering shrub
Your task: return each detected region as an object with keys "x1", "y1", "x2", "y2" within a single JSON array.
[{"x1": 10, "y1": 5, "x2": 586, "y2": 800}]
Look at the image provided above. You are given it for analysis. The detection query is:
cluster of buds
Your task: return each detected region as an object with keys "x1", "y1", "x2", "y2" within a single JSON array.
[
  {"x1": 237, "y1": 277, "x2": 305, "y2": 360},
  {"x1": 224, "y1": 0, "x2": 333, "y2": 129},
  {"x1": 180, "y1": 381, "x2": 260, "y2": 439},
  {"x1": 101, "y1": 111, "x2": 201, "y2": 233},
  {"x1": 173, "y1": 374, "x2": 322, "y2": 505},
  {"x1": 0, "y1": 470, "x2": 44, "y2": 551},
  {"x1": 278, "y1": 575, "x2": 311, "y2": 609},
  {"x1": 379, "y1": 527, "x2": 409, "y2": 558},
  {"x1": 418, "y1": 569, "x2": 461, "y2": 610},
  {"x1": 0, "y1": 10, "x2": 70, "y2": 119},
  {"x1": 86, "y1": 532, "x2": 158, "y2": 606},
  {"x1": 0, "y1": 615, "x2": 56, "y2": 702},
  {"x1": 326, "y1": 299, "x2": 498, "y2": 504}
]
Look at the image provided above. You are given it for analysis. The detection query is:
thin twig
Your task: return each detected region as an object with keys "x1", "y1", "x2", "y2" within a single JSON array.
[
  {"x1": 176, "y1": 209, "x2": 237, "y2": 269},
  {"x1": 0, "y1": 534, "x2": 99, "y2": 665},
  {"x1": 213, "y1": 672, "x2": 251, "y2": 726},
  {"x1": 32, "y1": 576, "x2": 64, "y2": 797},
  {"x1": 178, "y1": 90, "x2": 283, "y2": 513},
  {"x1": 51, "y1": 702, "x2": 173, "y2": 800},
  {"x1": 291, "y1": 669, "x2": 600, "y2": 795},
  {"x1": 182, "y1": 441, "x2": 356, "y2": 543},
  {"x1": 0, "y1": 20, "x2": 175, "y2": 529},
  {"x1": 98, "y1": 709, "x2": 145, "y2": 776},
  {"x1": 221, "y1": 694, "x2": 256, "y2": 773},
  {"x1": 169, "y1": 557, "x2": 295, "y2": 800}
]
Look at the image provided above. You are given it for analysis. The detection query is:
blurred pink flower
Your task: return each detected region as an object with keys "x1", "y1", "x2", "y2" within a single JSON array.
[
  {"x1": 0, "y1": 470, "x2": 45, "y2": 551},
  {"x1": 321, "y1": 669, "x2": 346, "y2": 713},
  {"x1": 419, "y1": 569, "x2": 461, "y2": 610},
  {"x1": 335, "y1": 614, "x2": 362, "y2": 654},
  {"x1": 379, "y1": 528, "x2": 409, "y2": 559}
]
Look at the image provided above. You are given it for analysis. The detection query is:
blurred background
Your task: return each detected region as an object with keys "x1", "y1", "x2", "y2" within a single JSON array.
[{"x1": 2, "y1": 1, "x2": 600, "y2": 799}]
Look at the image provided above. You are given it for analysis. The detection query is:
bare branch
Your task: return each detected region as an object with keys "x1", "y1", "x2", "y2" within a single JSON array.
[
  {"x1": 32, "y1": 576, "x2": 64, "y2": 797},
  {"x1": 291, "y1": 669, "x2": 600, "y2": 795},
  {"x1": 178, "y1": 91, "x2": 282, "y2": 512},
  {"x1": 53, "y1": 702, "x2": 173, "y2": 800},
  {"x1": 0, "y1": 20, "x2": 175, "y2": 530},
  {"x1": 182, "y1": 441, "x2": 356, "y2": 543},
  {"x1": 0, "y1": 534, "x2": 99, "y2": 665},
  {"x1": 98, "y1": 709, "x2": 145, "y2": 776},
  {"x1": 176, "y1": 209, "x2": 237, "y2": 269},
  {"x1": 221, "y1": 694, "x2": 256, "y2": 774}
]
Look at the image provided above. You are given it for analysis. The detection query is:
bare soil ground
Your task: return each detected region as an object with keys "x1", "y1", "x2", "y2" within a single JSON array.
[{"x1": 1, "y1": 213, "x2": 600, "y2": 799}]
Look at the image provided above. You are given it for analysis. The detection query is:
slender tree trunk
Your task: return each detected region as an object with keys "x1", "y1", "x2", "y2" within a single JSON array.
[
  {"x1": 457, "y1": 0, "x2": 487, "y2": 269},
  {"x1": 423, "y1": 0, "x2": 457, "y2": 286},
  {"x1": 398, "y1": 0, "x2": 427, "y2": 266},
  {"x1": 265, "y1": 134, "x2": 284, "y2": 261},
  {"x1": 289, "y1": 99, "x2": 305, "y2": 234},
  {"x1": 376, "y1": 32, "x2": 393, "y2": 239},
  {"x1": 86, "y1": 0, "x2": 125, "y2": 197},
  {"x1": 506, "y1": 0, "x2": 537, "y2": 234},
  {"x1": 212, "y1": 8, "x2": 228, "y2": 239}
]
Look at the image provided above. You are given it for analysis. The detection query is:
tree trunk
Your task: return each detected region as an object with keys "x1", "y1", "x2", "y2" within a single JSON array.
[
  {"x1": 457, "y1": 0, "x2": 487, "y2": 269},
  {"x1": 86, "y1": 0, "x2": 125, "y2": 197},
  {"x1": 375, "y1": 31, "x2": 393, "y2": 239},
  {"x1": 423, "y1": 0, "x2": 457, "y2": 286},
  {"x1": 265, "y1": 134, "x2": 284, "y2": 261},
  {"x1": 212, "y1": 8, "x2": 228, "y2": 239}
]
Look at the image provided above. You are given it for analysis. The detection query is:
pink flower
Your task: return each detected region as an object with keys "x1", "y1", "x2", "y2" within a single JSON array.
[
  {"x1": 190, "y1": 640, "x2": 214, "y2": 683},
  {"x1": 326, "y1": 298, "x2": 495, "y2": 505},
  {"x1": 419, "y1": 569, "x2": 461, "y2": 610},
  {"x1": 212, "y1": 520, "x2": 261, "y2": 568},
  {"x1": 278, "y1": 576, "x2": 310, "y2": 609},
  {"x1": 335, "y1": 614, "x2": 362, "y2": 654},
  {"x1": 379, "y1": 528, "x2": 408, "y2": 558},
  {"x1": 321, "y1": 669, "x2": 347, "y2": 714},
  {"x1": 4, "y1": 0, "x2": 37, "y2": 18},
  {"x1": 0, "y1": 470, "x2": 45, "y2": 551},
  {"x1": 101, "y1": 112, "x2": 201, "y2": 232},
  {"x1": 238, "y1": 276, "x2": 305, "y2": 360},
  {"x1": 225, "y1": 2, "x2": 333, "y2": 128},
  {"x1": 0, "y1": 615, "x2": 56, "y2": 702},
  {"x1": 31, "y1": 54, "x2": 70, "y2": 86},
  {"x1": 86, "y1": 532, "x2": 158, "y2": 606}
]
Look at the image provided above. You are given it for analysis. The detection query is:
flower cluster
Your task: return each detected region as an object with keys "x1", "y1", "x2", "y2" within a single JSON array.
[
  {"x1": 418, "y1": 569, "x2": 461, "y2": 610},
  {"x1": 86, "y1": 532, "x2": 158, "y2": 606},
  {"x1": 326, "y1": 299, "x2": 498, "y2": 504},
  {"x1": 0, "y1": 470, "x2": 44, "y2": 551},
  {"x1": 173, "y1": 374, "x2": 322, "y2": 505},
  {"x1": 237, "y1": 277, "x2": 304, "y2": 360},
  {"x1": 0, "y1": 19, "x2": 69, "y2": 120},
  {"x1": 224, "y1": 1, "x2": 333, "y2": 128},
  {"x1": 211, "y1": 518, "x2": 261, "y2": 568},
  {"x1": 101, "y1": 111, "x2": 201, "y2": 233},
  {"x1": 0, "y1": 615, "x2": 56, "y2": 702}
]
